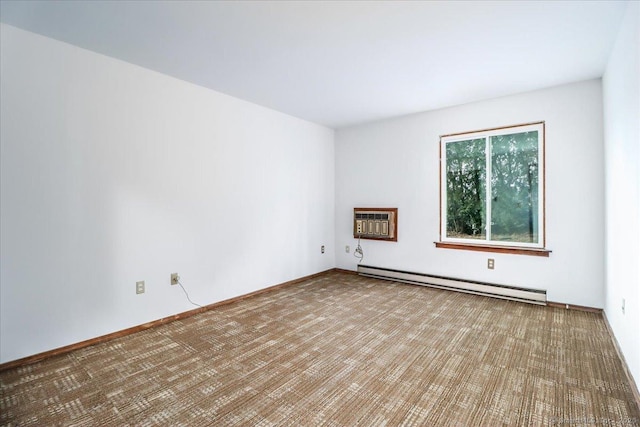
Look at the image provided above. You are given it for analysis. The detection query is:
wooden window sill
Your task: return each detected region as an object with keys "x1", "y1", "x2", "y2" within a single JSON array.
[{"x1": 435, "y1": 242, "x2": 551, "y2": 257}]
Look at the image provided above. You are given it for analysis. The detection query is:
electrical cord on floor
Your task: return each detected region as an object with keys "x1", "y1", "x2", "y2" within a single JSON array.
[
  {"x1": 354, "y1": 235, "x2": 364, "y2": 264},
  {"x1": 177, "y1": 279, "x2": 202, "y2": 308}
]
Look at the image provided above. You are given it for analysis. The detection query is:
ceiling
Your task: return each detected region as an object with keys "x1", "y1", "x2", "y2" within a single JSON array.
[{"x1": 0, "y1": 0, "x2": 629, "y2": 129}]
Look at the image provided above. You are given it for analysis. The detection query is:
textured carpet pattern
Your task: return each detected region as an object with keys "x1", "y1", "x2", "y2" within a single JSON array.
[{"x1": 1, "y1": 272, "x2": 639, "y2": 426}]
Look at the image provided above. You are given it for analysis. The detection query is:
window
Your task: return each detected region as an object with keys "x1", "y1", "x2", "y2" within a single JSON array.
[{"x1": 438, "y1": 122, "x2": 548, "y2": 256}]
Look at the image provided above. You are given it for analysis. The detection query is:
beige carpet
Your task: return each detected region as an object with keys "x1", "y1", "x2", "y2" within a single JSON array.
[{"x1": 1, "y1": 271, "x2": 639, "y2": 426}]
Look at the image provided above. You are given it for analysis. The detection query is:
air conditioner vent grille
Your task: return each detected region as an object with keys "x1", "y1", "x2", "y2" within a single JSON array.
[{"x1": 354, "y1": 208, "x2": 397, "y2": 242}]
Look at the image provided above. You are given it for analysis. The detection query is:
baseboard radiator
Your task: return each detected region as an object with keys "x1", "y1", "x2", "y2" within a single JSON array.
[{"x1": 357, "y1": 265, "x2": 547, "y2": 305}]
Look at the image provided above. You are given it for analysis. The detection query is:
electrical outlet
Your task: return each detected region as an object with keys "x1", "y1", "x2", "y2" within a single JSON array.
[
  {"x1": 321, "y1": 245, "x2": 325, "y2": 254},
  {"x1": 171, "y1": 273, "x2": 179, "y2": 286},
  {"x1": 136, "y1": 281, "x2": 145, "y2": 294},
  {"x1": 345, "y1": 245, "x2": 350, "y2": 253},
  {"x1": 622, "y1": 298, "x2": 625, "y2": 315},
  {"x1": 487, "y1": 258, "x2": 495, "y2": 269}
]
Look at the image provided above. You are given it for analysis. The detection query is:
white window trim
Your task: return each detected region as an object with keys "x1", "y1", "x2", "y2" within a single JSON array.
[{"x1": 439, "y1": 122, "x2": 545, "y2": 250}]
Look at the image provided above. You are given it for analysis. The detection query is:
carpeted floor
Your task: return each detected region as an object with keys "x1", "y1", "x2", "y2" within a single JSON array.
[{"x1": 1, "y1": 271, "x2": 639, "y2": 426}]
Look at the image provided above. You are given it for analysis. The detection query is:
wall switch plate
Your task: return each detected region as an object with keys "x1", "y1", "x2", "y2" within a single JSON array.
[
  {"x1": 171, "y1": 273, "x2": 179, "y2": 286},
  {"x1": 136, "y1": 281, "x2": 145, "y2": 294},
  {"x1": 487, "y1": 259, "x2": 495, "y2": 269},
  {"x1": 622, "y1": 298, "x2": 625, "y2": 314},
  {"x1": 345, "y1": 245, "x2": 350, "y2": 253},
  {"x1": 321, "y1": 245, "x2": 325, "y2": 254}
]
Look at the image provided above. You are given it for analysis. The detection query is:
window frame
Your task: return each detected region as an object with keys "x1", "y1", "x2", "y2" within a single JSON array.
[{"x1": 438, "y1": 121, "x2": 548, "y2": 256}]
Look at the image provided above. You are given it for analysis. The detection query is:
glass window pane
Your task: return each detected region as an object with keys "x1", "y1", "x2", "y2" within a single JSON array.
[
  {"x1": 490, "y1": 131, "x2": 539, "y2": 243},
  {"x1": 446, "y1": 138, "x2": 486, "y2": 240}
]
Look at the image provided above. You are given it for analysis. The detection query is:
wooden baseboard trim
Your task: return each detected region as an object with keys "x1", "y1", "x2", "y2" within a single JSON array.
[
  {"x1": 0, "y1": 268, "x2": 335, "y2": 372},
  {"x1": 602, "y1": 311, "x2": 640, "y2": 413},
  {"x1": 546, "y1": 301, "x2": 602, "y2": 313},
  {"x1": 5, "y1": 269, "x2": 604, "y2": 374}
]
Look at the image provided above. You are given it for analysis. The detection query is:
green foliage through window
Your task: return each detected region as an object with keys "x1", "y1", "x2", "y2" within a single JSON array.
[{"x1": 441, "y1": 123, "x2": 544, "y2": 248}]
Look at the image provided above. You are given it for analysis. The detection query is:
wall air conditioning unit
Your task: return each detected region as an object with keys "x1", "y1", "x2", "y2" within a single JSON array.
[{"x1": 353, "y1": 208, "x2": 397, "y2": 242}]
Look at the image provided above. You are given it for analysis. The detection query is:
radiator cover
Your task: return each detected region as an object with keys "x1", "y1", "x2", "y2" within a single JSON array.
[{"x1": 357, "y1": 265, "x2": 546, "y2": 305}]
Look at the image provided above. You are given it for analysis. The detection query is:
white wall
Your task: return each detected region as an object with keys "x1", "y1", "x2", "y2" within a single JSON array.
[
  {"x1": 0, "y1": 24, "x2": 335, "y2": 364},
  {"x1": 336, "y1": 79, "x2": 604, "y2": 308},
  {"x1": 603, "y1": 2, "x2": 640, "y2": 388}
]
